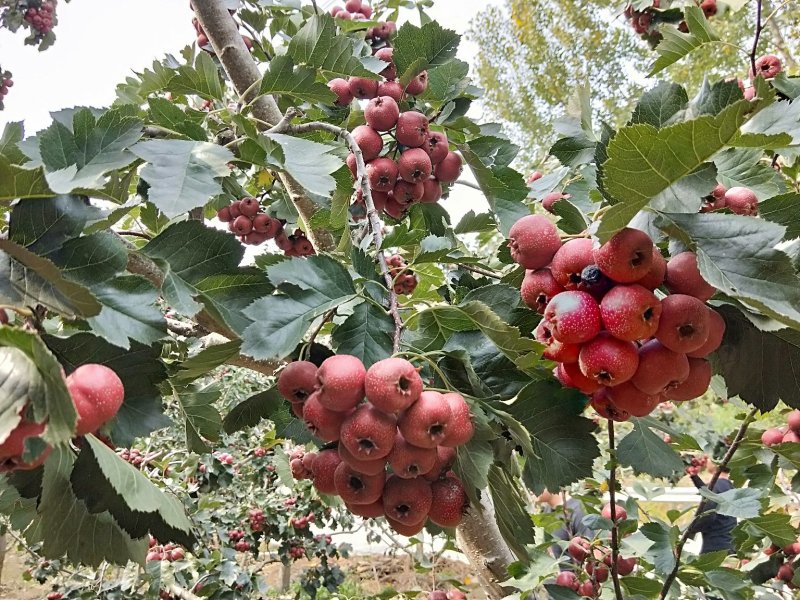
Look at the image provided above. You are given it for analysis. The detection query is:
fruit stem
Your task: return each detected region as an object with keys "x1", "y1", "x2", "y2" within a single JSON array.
[
  {"x1": 606, "y1": 419, "x2": 624, "y2": 600},
  {"x1": 658, "y1": 407, "x2": 758, "y2": 599},
  {"x1": 393, "y1": 351, "x2": 456, "y2": 391},
  {"x1": 300, "y1": 309, "x2": 336, "y2": 361}
]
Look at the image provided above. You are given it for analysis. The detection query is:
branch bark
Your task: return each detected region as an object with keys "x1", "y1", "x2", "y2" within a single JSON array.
[
  {"x1": 658, "y1": 407, "x2": 758, "y2": 599},
  {"x1": 455, "y1": 492, "x2": 516, "y2": 600},
  {"x1": 191, "y1": 0, "x2": 334, "y2": 251},
  {"x1": 607, "y1": 419, "x2": 624, "y2": 600}
]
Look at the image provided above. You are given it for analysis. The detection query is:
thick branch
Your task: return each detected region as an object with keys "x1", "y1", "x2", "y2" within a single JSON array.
[
  {"x1": 191, "y1": 0, "x2": 334, "y2": 251},
  {"x1": 455, "y1": 492, "x2": 516, "y2": 600},
  {"x1": 749, "y1": 0, "x2": 764, "y2": 79},
  {"x1": 270, "y1": 110, "x2": 404, "y2": 352},
  {"x1": 607, "y1": 419, "x2": 624, "y2": 600},
  {"x1": 658, "y1": 408, "x2": 758, "y2": 599}
]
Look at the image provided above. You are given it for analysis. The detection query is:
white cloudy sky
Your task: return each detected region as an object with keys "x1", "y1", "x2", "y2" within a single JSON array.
[{"x1": 0, "y1": 0, "x2": 502, "y2": 221}]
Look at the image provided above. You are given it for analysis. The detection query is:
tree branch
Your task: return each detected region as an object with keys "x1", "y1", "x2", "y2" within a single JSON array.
[
  {"x1": 269, "y1": 111, "x2": 404, "y2": 352},
  {"x1": 607, "y1": 419, "x2": 624, "y2": 600},
  {"x1": 658, "y1": 407, "x2": 758, "y2": 599},
  {"x1": 749, "y1": 0, "x2": 764, "y2": 79},
  {"x1": 191, "y1": 0, "x2": 334, "y2": 251}
]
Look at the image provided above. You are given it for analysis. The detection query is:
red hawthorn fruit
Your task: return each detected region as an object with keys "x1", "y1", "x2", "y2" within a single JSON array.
[
  {"x1": 631, "y1": 339, "x2": 691, "y2": 396},
  {"x1": 433, "y1": 151, "x2": 462, "y2": 183},
  {"x1": 578, "y1": 333, "x2": 639, "y2": 387},
  {"x1": 600, "y1": 284, "x2": 662, "y2": 341},
  {"x1": 508, "y1": 215, "x2": 562, "y2": 270},
  {"x1": 328, "y1": 77, "x2": 353, "y2": 105},
  {"x1": 554, "y1": 571, "x2": 579, "y2": 590},
  {"x1": 602, "y1": 502, "x2": 627, "y2": 522},
  {"x1": 521, "y1": 269, "x2": 565, "y2": 314},
  {"x1": 277, "y1": 361, "x2": 318, "y2": 404},
  {"x1": 687, "y1": 308, "x2": 725, "y2": 358},
  {"x1": 424, "y1": 446, "x2": 456, "y2": 481},
  {"x1": 753, "y1": 54, "x2": 782, "y2": 79},
  {"x1": 655, "y1": 294, "x2": 711, "y2": 354},
  {"x1": 310, "y1": 449, "x2": 342, "y2": 495},
  {"x1": 364, "y1": 357, "x2": 423, "y2": 413},
  {"x1": 302, "y1": 393, "x2": 348, "y2": 442},
  {"x1": 366, "y1": 157, "x2": 399, "y2": 193},
  {"x1": 66, "y1": 364, "x2": 125, "y2": 436},
  {"x1": 338, "y1": 443, "x2": 386, "y2": 476},
  {"x1": 347, "y1": 499, "x2": 385, "y2": 518},
  {"x1": 395, "y1": 111, "x2": 429, "y2": 148},
  {"x1": 398, "y1": 148, "x2": 433, "y2": 184},
  {"x1": 567, "y1": 537, "x2": 591, "y2": 562},
  {"x1": 535, "y1": 320, "x2": 581, "y2": 363},
  {"x1": 544, "y1": 290, "x2": 602, "y2": 345},
  {"x1": 428, "y1": 475, "x2": 467, "y2": 527},
  {"x1": 348, "y1": 77, "x2": 379, "y2": 100},
  {"x1": 352, "y1": 125, "x2": 383, "y2": 161},
  {"x1": 440, "y1": 392, "x2": 474, "y2": 447},
  {"x1": 388, "y1": 432, "x2": 437, "y2": 478},
  {"x1": 382, "y1": 475, "x2": 432, "y2": 525},
  {"x1": 365, "y1": 96, "x2": 400, "y2": 131},
  {"x1": 590, "y1": 389, "x2": 631, "y2": 421},
  {"x1": 0, "y1": 420, "x2": 50, "y2": 471},
  {"x1": 340, "y1": 404, "x2": 398, "y2": 460},
  {"x1": 663, "y1": 357, "x2": 712, "y2": 402},
  {"x1": 333, "y1": 461, "x2": 385, "y2": 505},
  {"x1": 605, "y1": 381, "x2": 661, "y2": 417},
  {"x1": 420, "y1": 178, "x2": 442, "y2": 203},
  {"x1": 316, "y1": 355, "x2": 366, "y2": 412},
  {"x1": 425, "y1": 131, "x2": 449, "y2": 164},
  {"x1": 665, "y1": 252, "x2": 715, "y2": 301},
  {"x1": 593, "y1": 227, "x2": 654, "y2": 283},
  {"x1": 551, "y1": 238, "x2": 595, "y2": 289},
  {"x1": 398, "y1": 390, "x2": 453, "y2": 449},
  {"x1": 378, "y1": 80, "x2": 404, "y2": 101},
  {"x1": 405, "y1": 71, "x2": 429, "y2": 96},
  {"x1": 556, "y1": 362, "x2": 602, "y2": 395}
]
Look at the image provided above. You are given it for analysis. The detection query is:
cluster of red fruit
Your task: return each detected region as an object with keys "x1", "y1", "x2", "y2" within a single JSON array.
[
  {"x1": 23, "y1": 0, "x2": 56, "y2": 34},
  {"x1": 0, "y1": 364, "x2": 124, "y2": 471},
  {"x1": 511, "y1": 218, "x2": 725, "y2": 420},
  {"x1": 277, "y1": 355, "x2": 473, "y2": 535},
  {"x1": 387, "y1": 254, "x2": 419, "y2": 295},
  {"x1": 249, "y1": 508, "x2": 265, "y2": 532},
  {"x1": 146, "y1": 537, "x2": 186, "y2": 562},
  {"x1": 625, "y1": 0, "x2": 716, "y2": 41},
  {"x1": 701, "y1": 184, "x2": 759, "y2": 216},
  {"x1": 736, "y1": 53, "x2": 784, "y2": 101},
  {"x1": 556, "y1": 508, "x2": 637, "y2": 597},
  {"x1": 0, "y1": 70, "x2": 13, "y2": 103},
  {"x1": 761, "y1": 410, "x2": 800, "y2": 446},
  {"x1": 213, "y1": 450, "x2": 235, "y2": 465},
  {"x1": 329, "y1": 0, "x2": 382, "y2": 25},
  {"x1": 683, "y1": 453, "x2": 708, "y2": 476},
  {"x1": 765, "y1": 540, "x2": 800, "y2": 590},
  {"x1": 426, "y1": 590, "x2": 466, "y2": 600},
  {"x1": 216, "y1": 197, "x2": 315, "y2": 256},
  {"x1": 287, "y1": 542, "x2": 305, "y2": 560},
  {"x1": 227, "y1": 529, "x2": 252, "y2": 552},
  {"x1": 289, "y1": 513, "x2": 315, "y2": 529},
  {"x1": 190, "y1": 3, "x2": 252, "y2": 52},
  {"x1": 118, "y1": 447, "x2": 149, "y2": 468}
]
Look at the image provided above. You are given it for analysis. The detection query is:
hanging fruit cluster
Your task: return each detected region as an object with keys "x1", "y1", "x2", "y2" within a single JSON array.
[
  {"x1": 23, "y1": 0, "x2": 57, "y2": 35},
  {"x1": 277, "y1": 355, "x2": 473, "y2": 535},
  {"x1": 216, "y1": 197, "x2": 314, "y2": 256},
  {"x1": 624, "y1": 0, "x2": 718, "y2": 47},
  {"x1": 512, "y1": 217, "x2": 725, "y2": 421},
  {"x1": 387, "y1": 254, "x2": 419, "y2": 295},
  {"x1": 761, "y1": 410, "x2": 800, "y2": 446}
]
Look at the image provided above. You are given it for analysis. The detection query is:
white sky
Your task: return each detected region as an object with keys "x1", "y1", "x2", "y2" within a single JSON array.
[{"x1": 0, "y1": 0, "x2": 502, "y2": 223}]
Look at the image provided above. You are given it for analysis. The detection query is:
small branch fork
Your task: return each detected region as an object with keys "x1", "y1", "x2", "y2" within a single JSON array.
[
  {"x1": 607, "y1": 419, "x2": 624, "y2": 600},
  {"x1": 658, "y1": 407, "x2": 758, "y2": 599},
  {"x1": 269, "y1": 108, "x2": 404, "y2": 352}
]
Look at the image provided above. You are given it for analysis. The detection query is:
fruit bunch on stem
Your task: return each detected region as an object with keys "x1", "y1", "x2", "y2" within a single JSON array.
[
  {"x1": 761, "y1": 410, "x2": 800, "y2": 446},
  {"x1": 277, "y1": 355, "x2": 473, "y2": 535},
  {"x1": 512, "y1": 217, "x2": 725, "y2": 420}
]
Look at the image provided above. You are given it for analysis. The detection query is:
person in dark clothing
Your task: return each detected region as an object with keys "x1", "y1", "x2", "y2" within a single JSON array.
[{"x1": 687, "y1": 465, "x2": 737, "y2": 554}]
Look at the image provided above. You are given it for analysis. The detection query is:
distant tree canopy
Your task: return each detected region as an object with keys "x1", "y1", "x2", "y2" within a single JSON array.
[{"x1": 469, "y1": 0, "x2": 798, "y2": 167}]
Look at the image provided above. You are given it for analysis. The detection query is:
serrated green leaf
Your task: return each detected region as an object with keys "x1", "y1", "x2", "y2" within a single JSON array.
[
  {"x1": 734, "y1": 513, "x2": 796, "y2": 548},
  {"x1": 175, "y1": 340, "x2": 242, "y2": 383},
  {"x1": 739, "y1": 97, "x2": 800, "y2": 147},
  {"x1": 692, "y1": 78, "x2": 744, "y2": 116},
  {"x1": 24, "y1": 448, "x2": 148, "y2": 566},
  {"x1": 620, "y1": 576, "x2": 663, "y2": 598},
  {"x1": 0, "y1": 347, "x2": 42, "y2": 445},
  {"x1": 131, "y1": 140, "x2": 234, "y2": 218},
  {"x1": 714, "y1": 148, "x2": 785, "y2": 200},
  {"x1": 618, "y1": 419, "x2": 684, "y2": 478},
  {"x1": 598, "y1": 101, "x2": 749, "y2": 241},
  {"x1": 488, "y1": 465, "x2": 535, "y2": 561},
  {"x1": 758, "y1": 193, "x2": 800, "y2": 240},
  {"x1": 0, "y1": 239, "x2": 101, "y2": 318},
  {"x1": 772, "y1": 73, "x2": 800, "y2": 99},
  {"x1": 146, "y1": 98, "x2": 208, "y2": 141},
  {"x1": 0, "y1": 157, "x2": 53, "y2": 202},
  {"x1": 167, "y1": 51, "x2": 225, "y2": 100},
  {"x1": 176, "y1": 387, "x2": 222, "y2": 452},
  {"x1": 631, "y1": 82, "x2": 688, "y2": 128},
  {"x1": 9, "y1": 195, "x2": 101, "y2": 255},
  {"x1": 506, "y1": 380, "x2": 599, "y2": 492},
  {"x1": 453, "y1": 210, "x2": 496, "y2": 234},
  {"x1": 287, "y1": 15, "x2": 375, "y2": 79},
  {"x1": 392, "y1": 21, "x2": 460, "y2": 85},
  {"x1": 699, "y1": 487, "x2": 761, "y2": 518},
  {"x1": 332, "y1": 301, "x2": 394, "y2": 368},
  {"x1": 71, "y1": 435, "x2": 195, "y2": 548},
  {"x1": 223, "y1": 386, "x2": 284, "y2": 434},
  {"x1": 45, "y1": 332, "x2": 170, "y2": 446},
  {"x1": 259, "y1": 54, "x2": 336, "y2": 104},
  {"x1": 649, "y1": 6, "x2": 719, "y2": 76},
  {"x1": 267, "y1": 133, "x2": 342, "y2": 197},
  {"x1": 453, "y1": 438, "x2": 493, "y2": 507},
  {"x1": 656, "y1": 213, "x2": 800, "y2": 329},
  {"x1": 422, "y1": 59, "x2": 470, "y2": 106},
  {"x1": 550, "y1": 135, "x2": 596, "y2": 168},
  {"x1": 641, "y1": 521, "x2": 679, "y2": 575}
]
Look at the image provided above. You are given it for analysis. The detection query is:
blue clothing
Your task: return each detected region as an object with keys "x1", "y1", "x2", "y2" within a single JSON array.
[{"x1": 688, "y1": 475, "x2": 736, "y2": 554}]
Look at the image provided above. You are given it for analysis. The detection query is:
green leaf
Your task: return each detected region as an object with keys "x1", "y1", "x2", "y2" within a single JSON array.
[
  {"x1": 223, "y1": 386, "x2": 284, "y2": 434},
  {"x1": 167, "y1": 51, "x2": 225, "y2": 100},
  {"x1": 453, "y1": 438, "x2": 493, "y2": 507},
  {"x1": 392, "y1": 21, "x2": 460, "y2": 85},
  {"x1": 506, "y1": 380, "x2": 599, "y2": 492},
  {"x1": 47, "y1": 232, "x2": 129, "y2": 287},
  {"x1": 758, "y1": 193, "x2": 800, "y2": 240},
  {"x1": 453, "y1": 210, "x2": 496, "y2": 234},
  {"x1": 713, "y1": 305, "x2": 800, "y2": 410},
  {"x1": 131, "y1": 140, "x2": 234, "y2": 218},
  {"x1": 143, "y1": 221, "x2": 271, "y2": 335},
  {"x1": 24, "y1": 448, "x2": 149, "y2": 566},
  {"x1": 692, "y1": 79, "x2": 744, "y2": 116},
  {"x1": 9, "y1": 195, "x2": 101, "y2": 255},
  {"x1": 551, "y1": 199, "x2": 589, "y2": 235},
  {"x1": 176, "y1": 387, "x2": 222, "y2": 453},
  {"x1": 649, "y1": 6, "x2": 719, "y2": 76},
  {"x1": 618, "y1": 418, "x2": 685, "y2": 478},
  {"x1": 287, "y1": 15, "x2": 375, "y2": 79},
  {"x1": 698, "y1": 486, "x2": 762, "y2": 518},
  {"x1": 631, "y1": 82, "x2": 688, "y2": 128},
  {"x1": 267, "y1": 133, "x2": 342, "y2": 198},
  {"x1": 45, "y1": 332, "x2": 170, "y2": 446},
  {"x1": 0, "y1": 239, "x2": 102, "y2": 318},
  {"x1": 242, "y1": 257, "x2": 358, "y2": 361},
  {"x1": 258, "y1": 55, "x2": 336, "y2": 104},
  {"x1": 37, "y1": 107, "x2": 142, "y2": 193},
  {"x1": 739, "y1": 97, "x2": 800, "y2": 148},
  {"x1": 487, "y1": 465, "x2": 536, "y2": 561},
  {"x1": 71, "y1": 435, "x2": 195, "y2": 548},
  {"x1": 459, "y1": 141, "x2": 528, "y2": 237},
  {"x1": 422, "y1": 59, "x2": 471, "y2": 106},
  {"x1": 772, "y1": 73, "x2": 800, "y2": 100},
  {"x1": 86, "y1": 276, "x2": 166, "y2": 350},
  {"x1": 0, "y1": 157, "x2": 53, "y2": 202},
  {"x1": 734, "y1": 513, "x2": 796, "y2": 548},
  {"x1": 146, "y1": 98, "x2": 207, "y2": 141},
  {"x1": 0, "y1": 347, "x2": 42, "y2": 444},
  {"x1": 0, "y1": 121, "x2": 28, "y2": 163},
  {"x1": 175, "y1": 340, "x2": 242, "y2": 383},
  {"x1": 655, "y1": 213, "x2": 800, "y2": 329},
  {"x1": 620, "y1": 576, "x2": 663, "y2": 599},
  {"x1": 332, "y1": 301, "x2": 394, "y2": 369},
  {"x1": 598, "y1": 100, "x2": 749, "y2": 242},
  {"x1": 714, "y1": 148, "x2": 785, "y2": 200},
  {"x1": 550, "y1": 135, "x2": 596, "y2": 168},
  {"x1": 641, "y1": 521, "x2": 679, "y2": 575}
]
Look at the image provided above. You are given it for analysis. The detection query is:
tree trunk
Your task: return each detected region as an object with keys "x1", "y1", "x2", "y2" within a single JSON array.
[{"x1": 455, "y1": 491, "x2": 516, "y2": 600}]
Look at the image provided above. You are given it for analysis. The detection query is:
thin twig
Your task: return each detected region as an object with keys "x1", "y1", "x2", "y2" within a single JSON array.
[
  {"x1": 114, "y1": 230, "x2": 152, "y2": 240},
  {"x1": 269, "y1": 113, "x2": 404, "y2": 351},
  {"x1": 749, "y1": 0, "x2": 764, "y2": 80},
  {"x1": 607, "y1": 419, "x2": 624, "y2": 600},
  {"x1": 455, "y1": 263, "x2": 502, "y2": 280},
  {"x1": 658, "y1": 407, "x2": 758, "y2": 599},
  {"x1": 311, "y1": 0, "x2": 320, "y2": 14},
  {"x1": 301, "y1": 309, "x2": 337, "y2": 360},
  {"x1": 454, "y1": 178, "x2": 481, "y2": 191}
]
